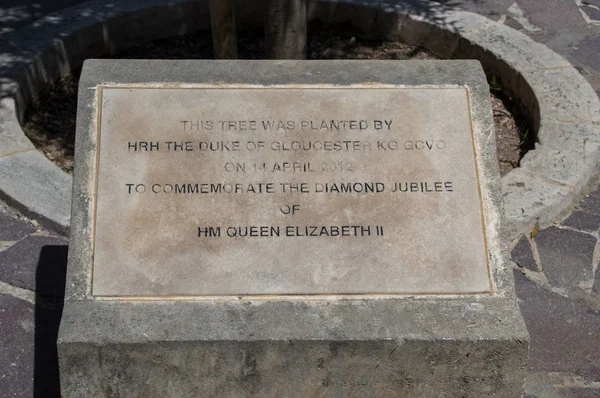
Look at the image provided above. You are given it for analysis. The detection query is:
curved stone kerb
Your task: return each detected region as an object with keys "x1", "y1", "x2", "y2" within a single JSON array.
[{"x1": 0, "y1": 0, "x2": 599, "y2": 239}]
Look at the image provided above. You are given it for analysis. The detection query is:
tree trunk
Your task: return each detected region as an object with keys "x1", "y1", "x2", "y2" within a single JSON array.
[
  {"x1": 209, "y1": 0, "x2": 237, "y2": 59},
  {"x1": 265, "y1": 0, "x2": 307, "y2": 59}
]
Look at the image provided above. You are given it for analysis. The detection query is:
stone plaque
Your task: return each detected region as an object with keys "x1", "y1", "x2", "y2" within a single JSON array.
[
  {"x1": 92, "y1": 85, "x2": 491, "y2": 296},
  {"x1": 61, "y1": 62, "x2": 528, "y2": 397}
]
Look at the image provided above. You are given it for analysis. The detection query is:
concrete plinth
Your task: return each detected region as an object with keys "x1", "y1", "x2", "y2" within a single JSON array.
[{"x1": 58, "y1": 60, "x2": 528, "y2": 397}]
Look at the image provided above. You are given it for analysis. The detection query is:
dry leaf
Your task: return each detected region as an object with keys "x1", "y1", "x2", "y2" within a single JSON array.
[{"x1": 530, "y1": 224, "x2": 540, "y2": 238}]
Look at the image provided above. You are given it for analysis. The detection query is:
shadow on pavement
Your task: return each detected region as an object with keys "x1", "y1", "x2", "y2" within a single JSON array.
[{"x1": 34, "y1": 244, "x2": 68, "y2": 398}]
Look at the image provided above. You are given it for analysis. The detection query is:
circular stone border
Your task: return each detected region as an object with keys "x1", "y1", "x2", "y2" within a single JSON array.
[{"x1": 0, "y1": 0, "x2": 599, "y2": 238}]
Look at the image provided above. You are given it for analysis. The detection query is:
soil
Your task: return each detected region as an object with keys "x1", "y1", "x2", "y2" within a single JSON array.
[{"x1": 22, "y1": 26, "x2": 533, "y2": 175}]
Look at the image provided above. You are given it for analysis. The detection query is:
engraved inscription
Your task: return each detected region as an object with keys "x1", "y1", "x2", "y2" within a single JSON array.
[{"x1": 92, "y1": 86, "x2": 491, "y2": 296}]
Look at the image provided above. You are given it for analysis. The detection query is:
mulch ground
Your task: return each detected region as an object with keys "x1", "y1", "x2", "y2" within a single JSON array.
[{"x1": 22, "y1": 25, "x2": 533, "y2": 175}]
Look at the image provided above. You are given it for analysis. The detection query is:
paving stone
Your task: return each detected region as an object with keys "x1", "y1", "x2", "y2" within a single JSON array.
[
  {"x1": 514, "y1": 271, "x2": 600, "y2": 380},
  {"x1": 0, "y1": 294, "x2": 34, "y2": 398},
  {"x1": 576, "y1": 35, "x2": 600, "y2": 64},
  {"x1": 588, "y1": 183, "x2": 600, "y2": 199},
  {"x1": 511, "y1": 235, "x2": 538, "y2": 271},
  {"x1": 0, "y1": 293, "x2": 64, "y2": 398},
  {"x1": 0, "y1": 150, "x2": 71, "y2": 232},
  {"x1": 561, "y1": 388, "x2": 600, "y2": 398},
  {"x1": 577, "y1": 194, "x2": 600, "y2": 215},
  {"x1": 0, "y1": 213, "x2": 35, "y2": 241},
  {"x1": 534, "y1": 227, "x2": 596, "y2": 289},
  {"x1": 32, "y1": 295, "x2": 64, "y2": 398},
  {"x1": 517, "y1": 0, "x2": 586, "y2": 29},
  {"x1": 594, "y1": 266, "x2": 600, "y2": 294},
  {"x1": 581, "y1": 5, "x2": 600, "y2": 21},
  {"x1": 524, "y1": 371, "x2": 600, "y2": 397},
  {"x1": 567, "y1": 36, "x2": 600, "y2": 97},
  {"x1": 582, "y1": 0, "x2": 600, "y2": 8},
  {"x1": 0, "y1": 235, "x2": 68, "y2": 296},
  {"x1": 562, "y1": 210, "x2": 600, "y2": 233},
  {"x1": 434, "y1": 0, "x2": 515, "y2": 19}
]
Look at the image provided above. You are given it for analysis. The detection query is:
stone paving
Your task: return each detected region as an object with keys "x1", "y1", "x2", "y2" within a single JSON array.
[
  {"x1": 1, "y1": 0, "x2": 600, "y2": 397},
  {"x1": 510, "y1": 184, "x2": 600, "y2": 397},
  {"x1": 0, "y1": 200, "x2": 66, "y2": 397}
]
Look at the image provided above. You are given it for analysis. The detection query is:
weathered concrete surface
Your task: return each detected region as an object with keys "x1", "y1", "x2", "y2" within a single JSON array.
[
  {"x1": 93, "y1": 86, "x2": 490, "y2": 296},
  {"x1": 59, "y1": 339, "x2": 527, "y2": 397},
  {"x1": 520, "y1": 129, "x2": 600, "y2": 192},
  {"x1": 501, "y1": 168, "x2": 573, "y2": 239},
  {"x1": 0, "y1": 150, "x2": 71, "y2": 234},
  {"x1": 57, "y1": 59, "x2": 528, "y2": 397},
  {"x1": 0, "y1": 98, "x2": 34, "y2": 156},
  {"x1": 58, "y1": 298, "x2": 529, "y2": 396}
]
